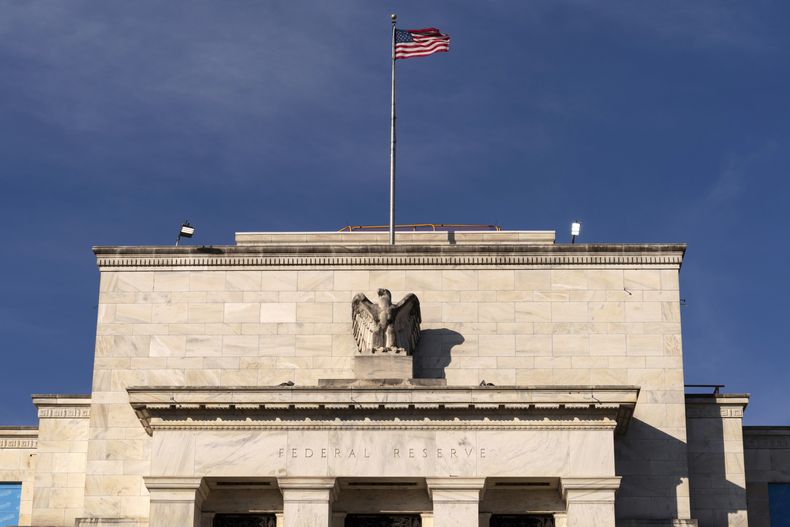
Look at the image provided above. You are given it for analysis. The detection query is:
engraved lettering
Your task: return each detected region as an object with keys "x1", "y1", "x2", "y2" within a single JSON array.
[
  {"x1": 364, "y1": 448, "x2": 370, "y2": 458},
  {"x1": 335, "y1": 448, "x2": 341, "y2": 458},
  {"x1": 349, "y1": 449, "x2": 356, "y2": 458},
  {"x1": 450, "y1": 448, "x2": 457, "y2": 458},
  {"x1": 291, "y1": 448, "x2": 297, "y2": 458},
  {"x1": 409, "y1": 448, "x2": 415, "y2": 458},
  {"x1": 393, "y1": 448, "x2": 400, "y2": 458},
  {"x1": 422, "y1": 448, "x2": 428, "y2": 458},
  {"x1": 305, "y1": 448, "x2": 313, "y2": 458},
  {"x1": 480, "y1": 448, "x2": 486, "y2": 458},
  {"x1": 465, "y1": 448, "x2": 474, "y2": 458},
  {"x1": 437, "y1": 448, "x2": 443, "y2": 458},
  {"x1": 279, "y1": 448, "x2": 285, "y2": 458},
  {"x1": 321, "y1": 448, "x2": 327, "y2": 458}
]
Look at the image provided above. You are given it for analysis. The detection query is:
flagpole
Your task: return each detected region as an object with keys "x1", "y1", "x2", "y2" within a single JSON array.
[{"x1": 389, "y1": 13, "x2": 397, "y2": 245}]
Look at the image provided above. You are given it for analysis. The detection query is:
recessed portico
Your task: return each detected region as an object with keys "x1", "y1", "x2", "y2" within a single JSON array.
[{"x1": 131, "y1": 384, "x2": 635, "y2": 526}]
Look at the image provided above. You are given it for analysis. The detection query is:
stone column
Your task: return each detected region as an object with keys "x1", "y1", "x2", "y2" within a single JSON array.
[
  {"x1": 553, "y1": 512, "x2": 567, "y2": 527},
  {"x1": 278, "y1": 477, "x2": 337, "y2": 527},
  {"x1": 420, "y1": 512, "x2": 434, "y2": 527},
  {"x1": 560, "y1": 477, "x2": 620, "y2": 527},
  {"x1": 426, "y1": 478, "x2": 486, "y2": 527},
  {"x1": 144, "y1": 476, "x2": 209, "y2": 527},
  {"x1": 275, "y1": 512, "x2": 284, "y2": 527}
]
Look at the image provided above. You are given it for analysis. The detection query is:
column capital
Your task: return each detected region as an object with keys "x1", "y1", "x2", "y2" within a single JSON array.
[
  {"x1": 144, "y1": 476, "x2": 209, "y2": 503},
  {"x1": 425, "y1": 477, "x2": 486, "y2": 503},
  {"x1": 278, "y1": 477, "x2": 339, "y2": 502},
  {"x1": 560, "y1": 477, "x2": 620, "y2": 503}
]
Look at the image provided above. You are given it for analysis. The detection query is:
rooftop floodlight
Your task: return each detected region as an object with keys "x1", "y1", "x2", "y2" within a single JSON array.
[
  {"x1": 176, "y1": 221, "x2": 195, "y2": 246},
  {"x1": 571, "y1": 221, "x2": 581, "y2": 243}
]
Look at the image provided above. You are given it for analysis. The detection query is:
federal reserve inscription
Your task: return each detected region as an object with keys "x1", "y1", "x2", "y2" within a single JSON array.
[{"x1": 279, "y1": 446, "x2": 486, "y2": 460}]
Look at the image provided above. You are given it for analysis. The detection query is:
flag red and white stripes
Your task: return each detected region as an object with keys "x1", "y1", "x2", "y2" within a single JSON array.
[{"x1": 394, "y1": 28, "x2": 450, "y2": 60}]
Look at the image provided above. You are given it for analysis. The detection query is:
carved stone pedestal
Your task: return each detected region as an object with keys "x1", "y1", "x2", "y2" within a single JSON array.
[{"x1": 352, "y1": 353, "x2": 413, "y2": 379}]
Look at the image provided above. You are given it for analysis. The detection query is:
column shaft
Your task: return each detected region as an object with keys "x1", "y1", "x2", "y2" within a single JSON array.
[
  {"x1": 426, "y1": 478, "x2": 485, "y2": 527},
  {"x1": 278, "y1": 477, "x2": 337, "y2": 527},
  {"x1": 560, "y1": 477, "x2": 620, "y2": 527}
]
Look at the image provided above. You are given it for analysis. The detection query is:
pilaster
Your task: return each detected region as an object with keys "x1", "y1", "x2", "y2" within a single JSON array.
[
  {"x1": 426, "y1": 478, "x2": 486, "y2": 527},
  {"x1": 560, "y1": 477, "x2": 620, "y2": 527},
  {"x1": 277, "y1": 477, "x2": 337, "y2": 527},
  {"x1": 144, "y1": 476, "x2": 209, "y2": 527}
]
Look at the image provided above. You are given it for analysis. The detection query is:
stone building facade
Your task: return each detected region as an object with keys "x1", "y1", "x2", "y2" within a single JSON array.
[{"x1": 0, "y1": 230, "x2": 787, "y2": 526}]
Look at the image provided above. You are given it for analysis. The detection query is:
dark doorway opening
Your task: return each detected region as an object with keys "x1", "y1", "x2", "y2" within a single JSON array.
[
  {"x1": 213, "y1": 514, "x2": 277, "y2": 527},
  {"x1": 490, "y1": 515, "x2": 554, "y2": 527},
  {"x1": 345, "y1": 514, "x2": 421, "y2": 527}
]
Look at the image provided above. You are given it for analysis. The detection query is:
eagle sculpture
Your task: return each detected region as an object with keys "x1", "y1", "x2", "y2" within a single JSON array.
[{"x1": 351, "y1": 289, "x2": 421, "y2": 355}]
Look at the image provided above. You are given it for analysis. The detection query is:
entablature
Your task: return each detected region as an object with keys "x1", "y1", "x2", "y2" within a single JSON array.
[{"x1": 128, "y1": 385, "x2": 639, "y2": 436}]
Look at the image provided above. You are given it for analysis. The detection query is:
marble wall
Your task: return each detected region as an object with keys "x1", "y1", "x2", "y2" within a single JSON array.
[
  {"x1": 685, "y1": 394, "x2": 749, "y2": 527},
  {"x1": 30, "y1": 395, "x2": 91, "y2": 527},
  {"x1": 84, "y1": 237, "x2": 689, "y2": 523},
  {"x1": 0, "y1": 428, "x2": 37, "y2": 525}
]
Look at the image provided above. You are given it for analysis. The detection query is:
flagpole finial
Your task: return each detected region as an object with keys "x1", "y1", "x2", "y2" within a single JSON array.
[{"x1": 391, "y1": 13, "x2": 397, "y2": 22}]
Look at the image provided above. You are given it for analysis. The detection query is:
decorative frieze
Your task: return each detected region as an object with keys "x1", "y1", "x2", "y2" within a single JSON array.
[
  {"x1": 37, "y1": 407, "x2": 90, "y2": 419},
  {"x1": 685, "y1": 406, "x2": 744, "y2": 419},
  {"x1": 0, "y1": 438, "x2": 37, "y2": 449}
]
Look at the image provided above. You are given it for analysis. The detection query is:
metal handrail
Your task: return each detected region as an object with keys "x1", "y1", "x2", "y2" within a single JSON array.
[{"x1": 338, "y1": 223, "x2": 503, "y2": 232}]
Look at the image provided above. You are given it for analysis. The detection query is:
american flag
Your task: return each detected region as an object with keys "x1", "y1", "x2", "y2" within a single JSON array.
[{"x1": 394, "y1": 28, "x2": 450, "y2": 60}]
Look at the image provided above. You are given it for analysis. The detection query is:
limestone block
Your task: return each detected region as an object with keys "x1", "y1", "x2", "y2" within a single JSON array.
[
  {"x1": 516, "y1": 334, "x2": 552, "y2": 355},
  {"x1": 150, "y1": 335, "x2": 186, "y2": 358},
  {"x1": 624, "y1": 270, "x2": 661, "y2": 291},
  {"x1": 260, "y1": 302, "x2": 296, "y2": 323},
  {"x1": 586, "y1": 270, "x2": 624, "y2": 290},
  {"x1": 226, "y1": 270, "x2": 263, "y2": 291},
  {"x1": 478, "y1": 270, "x2": 515, "y2": 291},
  {"x1": 478, "y1": 335, "x2": 515, "y2": 356},
  {"x1": 297, "y1": 303, "x2": 333, "y2": 323},
  {"x1": 298, "y1": 271, "x2": 334, "y2": 291},
  {"x1": 258, "y1": 271, "x2": 298, "y2": 291},
  {"x1": 442, "y1": 270, "x2": 478, "y2": 291},
  {"x1": 515, "y1": 270, "x2": 551, "y2": 291},
  {"x1": 186, "y1": 336, "x2": 222, "y2": 357},
  {"x1": 551, "y1": 302, "x2": 588, "y2": 322},
  {"x1": 189, "y1": 272, "x2": 226, "y2": 291},
  {"x1": 152, "y1": 303, "x2": 189, "y2": 324},
  {"x1": 443, "y1": 303, "x2": 478, "y2": 323},
  {"x1": 154, "y1": 272, "x2": 191, "y2": 292},
  {"x1": 188, "y1": 304, "x2": 223, "y2": 323},
  {"x1": 224, "y1": 303, "x2": 260, "y2": 323},
  {"x1": 222, "y1": 335, "x2": 259, "y2": 356},
  {"x1": 515, "y1": 302, "x2": 551, "y2": 322}
]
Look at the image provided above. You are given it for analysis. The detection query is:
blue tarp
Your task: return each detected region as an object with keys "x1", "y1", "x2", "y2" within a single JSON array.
[{"x1": 0, "y1": 483, "x2": 21, "y2": 527}]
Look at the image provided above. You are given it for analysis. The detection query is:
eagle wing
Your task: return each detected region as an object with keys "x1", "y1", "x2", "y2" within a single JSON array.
[
  {"x1": 392, "y1": 293, "x2": 422, "y2": 355},
  {"x1": 352, "y1": 293, "x2": 379, "y2": 353}
]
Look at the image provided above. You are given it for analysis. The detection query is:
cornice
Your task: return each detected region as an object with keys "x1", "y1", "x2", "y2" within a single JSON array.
[
  {"x1": 94, "y1": 244, "x2": 685, "y2": 271},
  {"x1": 128, "y1": 385, "x2": 638, "y2": 436},
  {"x1": 0, "y1": 428, "x2": 38, "y2": 450}
]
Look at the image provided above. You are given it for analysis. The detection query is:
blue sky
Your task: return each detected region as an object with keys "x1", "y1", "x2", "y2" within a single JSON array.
[{"x1": 1, "y1": 1, "x2": 788, "y2": 425}]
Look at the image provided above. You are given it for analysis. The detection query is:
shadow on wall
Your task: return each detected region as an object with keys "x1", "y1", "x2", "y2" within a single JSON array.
[
  {"x1": 413, "y1": 328, "x2": 463, "y2": 379},
  {"x1": 615, "y1": 414, "x2": 746, "y2": 524}
]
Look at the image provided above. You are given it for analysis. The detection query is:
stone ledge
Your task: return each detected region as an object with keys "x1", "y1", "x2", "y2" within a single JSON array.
[{"x1": 93, "y1": 242, "x2": 686, "y2": 270}]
